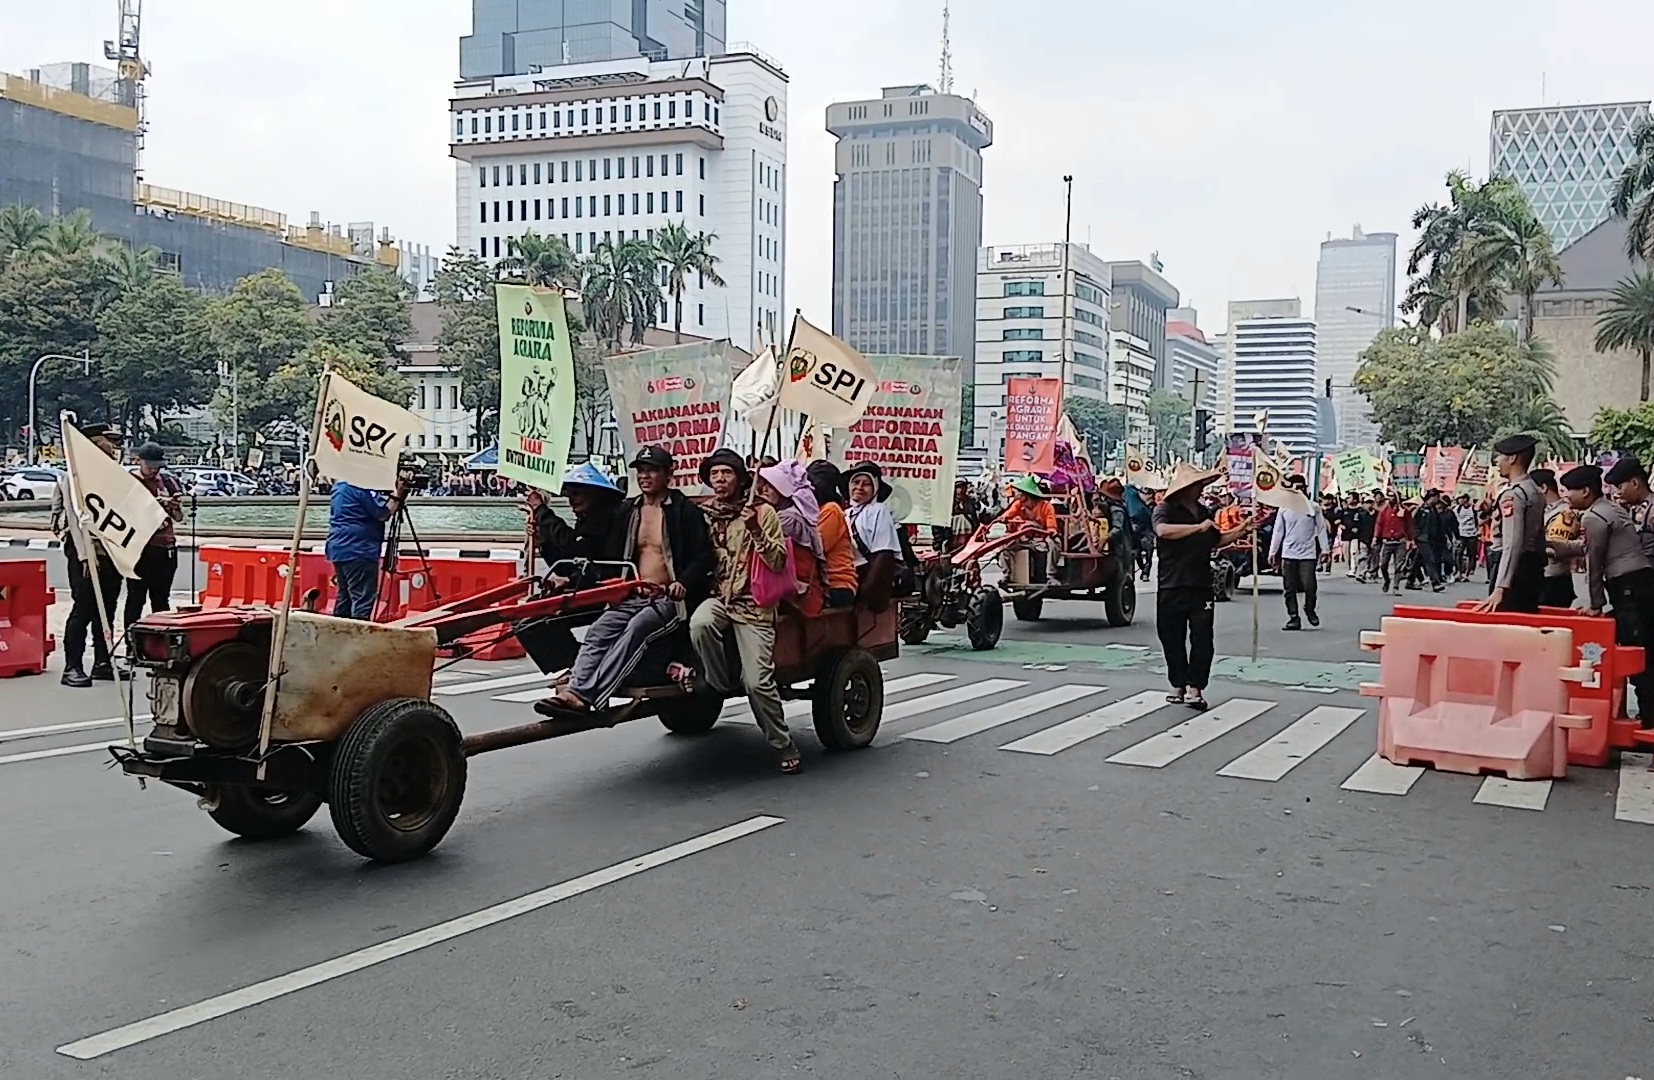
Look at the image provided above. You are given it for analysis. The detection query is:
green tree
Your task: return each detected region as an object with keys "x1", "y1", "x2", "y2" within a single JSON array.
[
  {"x1": 1471, "y1": 208, "x2": 1563, "y2": 342},
  {"x1": 0, "y1": 204, "x2": 47, "y2": 263},
  {"x1": 1590, "y1": 402, "x2": 1654, "y2": 464},
  {"x1": 1147, "y1": 389, "x2": 1192, "y2": 460},
  {"x1": 0, "y1": 248, "x2": 117, "y2": 440},
  {"x1": 317, "y1": 267, "x2": 413, "y2": 362},
  {"x1": 1064, "y1": 397, "x2": 1130, "y2": 460},
  {"x1": 1404, "y1": 171, "x2": 1531, "y2": 334},
  {"x1": 655, "y1": 221, "x2": 725, "y2": 343},
  {"x1": 571, "y1": 332, "x2": 611, "y2": 456},
  {"x1": 1611, "y1": 116, "x2": 1654, "y2": 264},
  {"x1": 266, "y1": 341, "x2": 414, "y2": 433},
  {"x1": 433, "y1": 247, "x2": 501, "y2": 448},
  {"x1": 201, "y1": 269, "x2": 315, "y2": 436},
  {"x1": 581, "y1": 238, "x2": 662, "y2": 349},
  {"x1": 959, "y1": 381, "x2": 975, "y2": 453},
  {"x1": 95, "y1": 275, "x2": 214, "y2": 436},
  {"x1": 498, "y1": 230, "x2": 578, "y2": 290},
  {"x1": 1594, "y1": 271, "x2": 1654, "y2": 402},
  {"x1": 102, "y1": 243, "x2": 160, "y2": 292},
  {"x1": 35, "y1": 210, "x2": 106, "y2": 261},
  {"x1": 1354, "y1": 324, "x2": 1573, "y2": 454}
]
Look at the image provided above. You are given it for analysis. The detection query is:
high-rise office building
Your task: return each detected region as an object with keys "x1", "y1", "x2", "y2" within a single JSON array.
[
  {"x1": 1490, "y1": 101, "x2": 1651, "y2": 251},
  {"x1": 828, "y1": 85, "x2": 993, "y2": 385},
  {"x1": 973, "y1": 243, "x2": 1110, "y2": 450},
  {"x1": 1226, "y1": 299, "x2": 1318, "y2": 456},
  {"x1": 452, "y1": 48, "x2": 788, "y2": 352},
  {"x1": 1313, "y1": 227, "x2": 1396, "y2": 450},
  {"x1": 1165, "y1": 307, "x2": 1222, "y2": 412},
  {"x1": 1105, "y1": 261, "x2": 1179, "y2": 389},
  {"x1": 461, "y1": 1, "x2": 726, "y2": 78}
]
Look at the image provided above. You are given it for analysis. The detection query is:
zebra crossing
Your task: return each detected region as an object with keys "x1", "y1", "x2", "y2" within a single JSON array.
[{"x1": 428, "y1": 664, "x2": 1654, "y2": 827}]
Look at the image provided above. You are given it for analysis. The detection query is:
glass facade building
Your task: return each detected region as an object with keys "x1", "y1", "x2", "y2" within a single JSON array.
[
  {"x1": 1490, "y1": 101, "x2": 1651, "y2": 252},
  {"x1": 460, "y1": 0, "x2": 727, "y2": 78},
  {"x1": 1313, "y1": 228, "x2": 1396, "y2": 450}
]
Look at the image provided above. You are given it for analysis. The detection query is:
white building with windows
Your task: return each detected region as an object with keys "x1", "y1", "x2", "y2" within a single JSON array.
[
  {"x1": 401, "y1": 302, "x2": 476, "y2": 454},
  {"x1": 1166, "y1": 307, "x2": 1222, "y2": 411},
  {"x1": 1227, "y1": 300, "x2": 1319, "y2": 456},
  {"x1": 973, "y1": 242, "x2": 1112, "y2": 451},
  {"x1": 450, "y1": 47, "x2": 787, "y2": 353},
  {"x1": 1107, "y1": 330, "x2": 1155, "y2": 432}
]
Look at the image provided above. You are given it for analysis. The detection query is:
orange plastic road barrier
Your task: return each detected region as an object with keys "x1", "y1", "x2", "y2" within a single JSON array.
[
  {"x1": 197, "y1": 547, "x2": 290, "y2": 608},
  {"x1": 1394, "y1": 604, "x2": 1643, "y2": 767},
  {"x1": 1360, "y1": 616, "x2": 1592, "y2": 780},
  {"x1": 0, "y1": 558, "x2": 56, "y2": 677}
]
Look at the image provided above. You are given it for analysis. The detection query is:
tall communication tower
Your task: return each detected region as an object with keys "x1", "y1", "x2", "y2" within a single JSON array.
[
  {"x1": 938, "y1": 1, "x2": 953, "y2": 94},
  {"x1": 104, "y1": 0, "x2": 150, "y2": 183}
]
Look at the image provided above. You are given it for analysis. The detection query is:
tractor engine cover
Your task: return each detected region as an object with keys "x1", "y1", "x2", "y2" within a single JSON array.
[{"x1": 182, "y1": 641, "x2": 270, "y2": 752}]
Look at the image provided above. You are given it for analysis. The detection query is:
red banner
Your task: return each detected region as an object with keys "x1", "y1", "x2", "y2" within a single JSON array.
[{"x1": 1003, "y1": 377, "x2": 1061, "y2": 474}]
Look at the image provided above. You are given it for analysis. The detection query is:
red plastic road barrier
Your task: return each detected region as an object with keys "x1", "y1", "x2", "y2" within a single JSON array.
[
  {"x1": 1360, "y1": 616, "x2": 1591, "y2": 780},
  {"x1": 1394, "y1": 604, "x2": 1643, "y2": 767},
  {"x1": 0, "y1": 558, "x2": 56, "y2": 677}
]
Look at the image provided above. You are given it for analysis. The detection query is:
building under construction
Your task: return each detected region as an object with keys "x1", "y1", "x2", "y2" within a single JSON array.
[{"x1": 0, "y1": 61, "x2": 433, "y2": 300}]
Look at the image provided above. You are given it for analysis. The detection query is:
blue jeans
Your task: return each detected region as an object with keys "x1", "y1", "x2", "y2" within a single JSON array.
[{"x1": 332, "y1": 559, "x2": 380, "y2": 620}]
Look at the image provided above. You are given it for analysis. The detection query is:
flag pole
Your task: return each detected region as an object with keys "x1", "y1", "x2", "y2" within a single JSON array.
[
  {"x1": 1251, "y1": 428, "x2": 1266, "y2": 663},
  {"x1": 752, "y1": 310, "x2": 799, "y2": 487},
  {"x1": 253, "y1": 368, "x2": 331, "y2": 780}
]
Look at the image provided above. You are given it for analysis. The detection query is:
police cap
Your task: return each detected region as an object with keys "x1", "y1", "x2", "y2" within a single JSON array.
[
  {"x1": 1605, "y1": 456, "x2": 1647, "y2": 486},
  {"x1": 1492, "y1": 433, "x2": 1538, "y2": 457},
  {"x1": 1558, "y1": 464, "x2": 1602, "y2": 492}
]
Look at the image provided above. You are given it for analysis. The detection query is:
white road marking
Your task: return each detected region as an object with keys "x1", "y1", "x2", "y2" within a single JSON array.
[
  {"x1": 1105, "y1": 699, "x2": 1277, "y2": 768},
  {"x1": 55, "y1": 814, "x2": 786, "y2": 1061},
  {"x1": 902, "y1": 685, "x2": 1109, "y2": 744},
  {"x1": 999, "y1": 691, "x2": 1165, "y2": 756},
  {"x1": 0, "y1": 741, "x2": 122, "y2": 767},
  {"x1": 430, "y1": 669, "x2": 479, "y2": 684},
  {"x1": 0, "y1": 713, "x2": 153, "y2": 744},
  {"x1": 1216, "y1": 706, "x2": 1365, "y2": 782},
  {"x1": 1615, "y1": 753, "x2": 1654, "y2": 824},
  {"x1": 1473, "y1": 776, "x2": 1553, "y2": 811},
  {"x1": 1340, "y1": 754, "x2": 1425, "y2": 795},
  {"x1": 431, "y1": 671, "x2": 562, "y2": 696},
  {"x1": 882, "y1": 679, "x2": 1026, "y2": 723}
]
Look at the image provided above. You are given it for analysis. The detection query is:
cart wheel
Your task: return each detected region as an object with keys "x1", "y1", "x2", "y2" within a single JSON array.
[
  {"x1": 659, "y1": 693, "x2": 723, "y2": 735},
  {"x1": 1011, "y1": 595, "x2": 1044, "y2": 622},
  {"x1": 1106, "y1": 575, "x2": 1137, "y2": 627},
  {"x1": 965, "y1": 586, "x2": 1003, "y2": 650},
  {"x1": 899, "y1": 602, "x2": 933, "y2": 646},
  {"x1": 206, "y1": 785, "x2": 322, "y2": 840},
  {"x1": 328, "y1": 698, "x2": 467, "y2": 864},
  {"x1": 812, "y1": 648, "x2": 884, "y2": 751}
]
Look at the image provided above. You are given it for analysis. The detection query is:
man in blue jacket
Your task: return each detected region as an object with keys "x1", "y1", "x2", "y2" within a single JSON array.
[{"x1": 326, "y1": 475, "x2": 409, "y2": 620}]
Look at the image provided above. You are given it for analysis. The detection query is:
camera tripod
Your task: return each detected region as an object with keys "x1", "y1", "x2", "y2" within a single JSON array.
[{"x1": 376, "y1": 495, "x2": 439, "y2": 621}]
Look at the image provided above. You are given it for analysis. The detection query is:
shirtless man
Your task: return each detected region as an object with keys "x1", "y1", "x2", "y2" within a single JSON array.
[{"x1": 537, "y1": 446, "x2": 714, "y2": 715}]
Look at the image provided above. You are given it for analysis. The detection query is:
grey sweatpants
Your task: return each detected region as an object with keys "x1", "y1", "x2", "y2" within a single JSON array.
[
  {"x1": 568, "y1": 596, "x2": 680, "y2": 707},
  {"x1": 689, "y1": 598, "x2": 792, "y2": 751}
]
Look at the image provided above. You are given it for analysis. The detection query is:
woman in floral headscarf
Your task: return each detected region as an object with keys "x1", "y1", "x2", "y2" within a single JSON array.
[{"x1": 755, "y1": 459, "x2": 826, "y2": 616}]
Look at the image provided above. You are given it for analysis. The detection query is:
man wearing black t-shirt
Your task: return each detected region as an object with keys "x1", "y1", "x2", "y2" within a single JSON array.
[{"x1": 1153, "y1": 464, "x2": 1258, "y2": 711}]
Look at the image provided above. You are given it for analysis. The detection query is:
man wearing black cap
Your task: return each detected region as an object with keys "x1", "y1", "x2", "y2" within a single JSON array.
[
  {"x1": 536, "y1": 445, "x2": 713, "y2": 716},
  {"x1": 1474, "y1": 433, "x2": 1545, "y2": 613},
  {"x1": 123, "y1": 442, "x2": 185, "y2": 631},
  {"x1": 1604, "y1": 456, "x2": 1654, "y2": 562},
  {"x1": 1532, "y1": 468, "x2": 1579, "y2": 609},
  {"x1": 50, "y1": 423, "x2": 126, "y2": 686},
  {"x1": 1560, "y1": 463, "x2": 1654, "y2": 723}
]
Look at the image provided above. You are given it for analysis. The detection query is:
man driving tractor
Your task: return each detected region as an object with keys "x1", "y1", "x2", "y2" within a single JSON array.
[{"x1": 998, "y1": 475, "x2": 1063, "y2": 585}]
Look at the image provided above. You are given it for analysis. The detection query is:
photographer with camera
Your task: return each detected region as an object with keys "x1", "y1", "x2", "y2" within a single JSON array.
[{"x1": 326, "y1": 470, "x2": 410, "y2": 621}]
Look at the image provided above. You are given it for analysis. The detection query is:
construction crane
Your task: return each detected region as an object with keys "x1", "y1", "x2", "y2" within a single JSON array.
[{"x1": 103, "y1": 0, "x2": 149, "y2": 181}]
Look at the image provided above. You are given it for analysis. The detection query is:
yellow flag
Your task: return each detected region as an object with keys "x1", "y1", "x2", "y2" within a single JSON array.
[{"x1": 779, "y1": 315, "x2": 876, "y2": 427}]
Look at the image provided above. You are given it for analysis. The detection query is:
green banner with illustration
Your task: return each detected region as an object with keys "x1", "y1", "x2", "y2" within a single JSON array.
[{"x1": 495, "y1": 284, "x2": 575, "y2": 489}]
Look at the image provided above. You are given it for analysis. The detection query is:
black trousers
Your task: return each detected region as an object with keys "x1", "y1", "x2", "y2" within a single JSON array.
[
  {"x1": 1496, "y1": 553, "x2": 1545, "y2": 613},
  {"x1": 1539, "y1": 574, "x2": 1576, "y2": 609},
  {"x1": 1157, "y1": 586, "x2": 1215, "y2": 691},
  {"x1": 63, "y1": 538, "x2": 121, "y2": 672},
  {"x1": 123, "y1": 544, "x2": 179, "y2": 629},
  {"x1": 1608, "y1": 568, "x2": 1654, "y2": 726},
  {"x1": 1280, "y1": 558, "x2": 1317, "y2": 619}
]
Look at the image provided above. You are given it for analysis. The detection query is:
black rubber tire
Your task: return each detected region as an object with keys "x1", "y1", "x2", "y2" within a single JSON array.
[
  {"x1": 812, "y1": 648, "x2": 884, "y2": 751},
  {"x1": 1106, "y1": 575, "x2": 1137, "y2": 627},
  {"x1": 659, "y1": 693, "x2": 723, "y2": 735},
  {"x1": 899, "y1": 602, "x2": 933, "y2": 645},
  {"x1": 965, "y1": 586, "x2": 1003, "y2": 651},
  {"x1": 1011, "y1": 595, "x2": 1044, "y2": 622},
  {"x1": 206, "y1": 785, "x2": 323, "y2": 840},
  {"x1": 327, "y1": 698, "x2": 467, "y2": 864}
]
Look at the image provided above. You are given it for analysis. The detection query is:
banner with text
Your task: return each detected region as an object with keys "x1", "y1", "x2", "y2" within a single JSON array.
[
  {"x1": 1390, "y1": 451, "x2": 1424, "y2": 499},
  {"x1": 605, "y1": 339, "x2": 735, "y2": 490},
  {"x1": 1456, "y1": 448, "x2": 1493, "y2": 497},
  {"x1": 1003, "y1": 376, "x2": 1061, "y2": 475},
  {"x1": 1332, "y1": 449, "x2": 1378, "y2": 495},
  {"x1": 495, "y1": 285, "x2": 575, "y2": 488},
  {"x1": 830, "y1": 355, "x2": 961, "y2": 524},
  {"x1": 1423, "y1": 446, "x2": 1467, "y2": 493}
]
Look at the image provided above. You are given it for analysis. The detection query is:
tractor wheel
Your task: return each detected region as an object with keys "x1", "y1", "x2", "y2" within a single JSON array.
[
  {"x1": 965, "y1": 586, "x2": 1003, "y2": 651},
  {"x1": 1106, "y1": 575, "x2": 1137, "y2": 627},
  {"x1": 328, "y1": 698, "x2": 467, "y2": 863},
  {"x1": 659, "y1": 693, "x2": 723, "y2": 735},
  {"x1": 899, "y1": 602, "x2": 933, "y2": 646},
  {"x1": 206, "y1": 785, "x2": 322, "y2": 840},
  {"x1": 1011, "y1": 595, "x2": 1044, "y2": 622},
  {"x1": 812, "y1": 648, "x2": 884, "y2": 751}
]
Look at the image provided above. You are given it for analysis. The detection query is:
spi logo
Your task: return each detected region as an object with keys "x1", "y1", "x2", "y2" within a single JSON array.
[
  {"x1": 788, "y1": 349, "x2": 868, "y2": 409},
  {"x1": 323, "y1": 399, "x2": 400, "y2": 458}
]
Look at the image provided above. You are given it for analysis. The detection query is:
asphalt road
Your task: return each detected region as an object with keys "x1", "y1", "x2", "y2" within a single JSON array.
[{"x1": 2, "y1": 569, "x2": 1651, "y2": 1079}]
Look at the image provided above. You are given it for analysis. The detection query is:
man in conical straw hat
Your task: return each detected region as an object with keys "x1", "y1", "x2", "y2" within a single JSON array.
[{"x1": 1151, "y1": 462, "x2": 1258, "y2": 711}]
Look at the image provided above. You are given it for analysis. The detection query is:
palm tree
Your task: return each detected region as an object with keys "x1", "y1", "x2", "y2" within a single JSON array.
[
  {"x1": 0, "y1": 203, "x2": 47, "y2": 262},
  {"x1": 655, "y1": 222, "x2": 726, "y2": 343},
  {"x1": 103, "y1": 243, "x2": 161, "y2": 291},
  {"x1": 1611, "y1": 116, "x2": 1654, "y2": 264},
  {"x1": 498, "y1": 230, "x2": 578, "y2": 290},
  {"x1": 1595, "y1": 271, "x2": 1654, "y2": 402},
  {"x1": 1405, "y1": 171, "x2": 1529, "y2": 334},
  {"x1": 1471, "y1": 210, "x2": 1564, "y2": 342},
  {"x1": 35, "y1": 210, "x2": 105, "y2": 260},
  {"x1": 580, "y1": 238, "x2": 662, "y2": 350}
]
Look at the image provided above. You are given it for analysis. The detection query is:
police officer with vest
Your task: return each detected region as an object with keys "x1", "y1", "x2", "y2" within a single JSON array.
[
  {"x1": 1560, "y1": 463, "x2": 1654, "y2": 725},
  {"x1": 1474, "y1": 433, "x2": 1545, "y2": 613}
]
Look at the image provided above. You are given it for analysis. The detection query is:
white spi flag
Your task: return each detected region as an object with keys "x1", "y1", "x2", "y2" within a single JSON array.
[
  {"x1": 1252, "y1": 447, "x2": 1313, "y2": 514},
  {"x1": 729, "y1": 345, "x2": 782, "y2": 428},
  {"x1": 779, "y1": 315, "x2": 876, "y2": 428},
  {"x1": 313, "y1": 371, "x2": 421, "y2": 491},
  {"x1": 61, "y1": 421, "x2": 167, "y2": 579}
]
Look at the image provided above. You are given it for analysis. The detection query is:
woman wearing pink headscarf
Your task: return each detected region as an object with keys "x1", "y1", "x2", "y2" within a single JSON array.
[{"x1": 755, "y1": 459, "x2": 826, "y2": 616}]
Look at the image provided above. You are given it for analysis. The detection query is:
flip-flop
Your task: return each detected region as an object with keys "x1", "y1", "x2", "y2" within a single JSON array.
[
  {"x1": 780, "y1": 749, "x2": 803, "y2": 774},
  {"x1": 1165, "y1": 692, "x2": 1187, "y2": 705},
  {"x1": 1186, "y1": 695, "x2": 1210, "y2": 712}
]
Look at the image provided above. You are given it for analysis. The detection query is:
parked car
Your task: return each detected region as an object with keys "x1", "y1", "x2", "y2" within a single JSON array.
[
  {"x1": 1, "y1": 467, "x2": 63, "y2": 501},
  {"x1": 180, "y1": 469, "x2": 256, "y2": 496}
]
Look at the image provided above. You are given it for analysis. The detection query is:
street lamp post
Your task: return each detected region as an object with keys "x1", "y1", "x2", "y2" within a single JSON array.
[
  {"x1": 27, "y1": 350, "x2": 92, "y2": 464},
  {"x1": 1060, "y1": 175, "x2": 1074, "y2": 394}
]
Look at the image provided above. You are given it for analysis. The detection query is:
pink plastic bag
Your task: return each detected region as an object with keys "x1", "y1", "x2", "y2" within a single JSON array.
[{"x1": 749, "y1": 540, "x2": 799, "y2": 608}]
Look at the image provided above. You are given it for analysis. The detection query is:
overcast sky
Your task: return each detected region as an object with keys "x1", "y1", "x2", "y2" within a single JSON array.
[{"x1": 6, "y1": 1, "x2": 1653, "y2": 333}]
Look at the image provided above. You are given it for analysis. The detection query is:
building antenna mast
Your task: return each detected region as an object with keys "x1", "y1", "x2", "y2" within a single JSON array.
[{"x1": 939, "y1": 1, "x2": 953, "y2": 94}]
